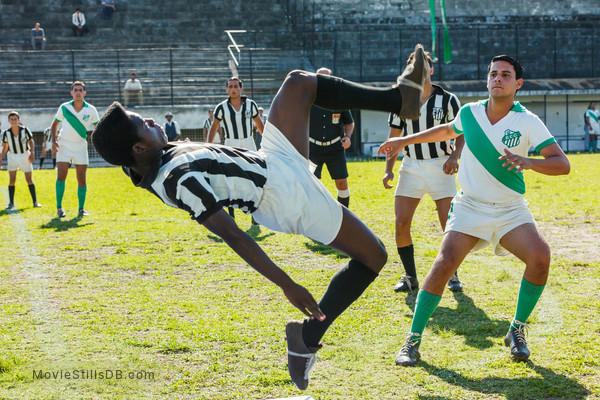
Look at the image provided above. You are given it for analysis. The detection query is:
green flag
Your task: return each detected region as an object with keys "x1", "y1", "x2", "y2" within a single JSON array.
[{"x1": 429, "y1": 0, "x2": 452, "y2": 63}]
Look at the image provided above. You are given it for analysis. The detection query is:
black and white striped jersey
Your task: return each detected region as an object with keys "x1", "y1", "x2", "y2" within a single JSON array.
[
  {"x1": 214, "y1": 96, "x2": 259, "y2": 140},
  {"x1": 2, "y1": 126, "x2": 33, "y2": 154},
  {"x1": 123, "y1": 142, "x2": 267, "y2": 223},
  {"x1": 389, "y1": 84, "x2": 461, "y2": 160}
]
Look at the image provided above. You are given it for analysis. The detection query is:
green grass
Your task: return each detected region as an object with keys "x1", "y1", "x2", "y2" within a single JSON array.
[{"x1": 0, "y1": 154, "x2": 598, "y2": 399}]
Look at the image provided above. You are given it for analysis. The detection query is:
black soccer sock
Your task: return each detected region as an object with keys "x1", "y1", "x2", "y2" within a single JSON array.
[
  {"x1": 39, "y1": 157, "x2": 45, "y2": 168},
  {"x1": 8, "y1": 185, "x2": 15, "y2": 204},
  {"x1": 302, "y1": 259, "x2": 378, "y2": 347},
  {"x1": 398, "y1": 244, "x2": 417, "y2": 278},
  {"x1": 227, "y1": 207, "x2": 235, "y2": 218},
  {"x1": 314, "y1": 74, "x2": 402, "y2": 114},
  {"x1": 337, "y1": 196, "x2": 349, "y2": 208},
  {"x1": 52, "y1": 158, "x2": 56, "y2": 168},
  {"x1": 28, "y1": 184, "x2": 37, "y2": 203}
]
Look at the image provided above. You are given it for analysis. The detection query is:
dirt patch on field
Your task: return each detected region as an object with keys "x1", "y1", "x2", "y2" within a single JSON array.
[{"x1": 538, "y1": 220, "x2": 600, "y2": 264}]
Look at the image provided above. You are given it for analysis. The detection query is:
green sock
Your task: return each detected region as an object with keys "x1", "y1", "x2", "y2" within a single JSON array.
[
  {"x1": 409, "y1": 289, "x2": 442, "y2": 342},
  {"x1": 56, "y1": 180, "x2": 66, "y2": 208},
  {"x1": 511, "y1": 277, "x2": 545, "y2": 330},
  {"x1": 77, "y1": 186, "x2": 87, "y2": 210}
]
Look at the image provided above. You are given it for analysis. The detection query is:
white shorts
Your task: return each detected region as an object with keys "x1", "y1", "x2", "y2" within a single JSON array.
[
  {"x1": 446, "y1": 191, "x2": 536, "y2": 256},
  {"x1": 253, "y1": 122, "x2": 343, "y2": 244},
  {"x1": 7, "y1": 152, "x2": 33, "y2": 173},
  {"x1": 225, "y1": 137, "x2": 257, "y2": 152},
  {"x1": 394, "y1": 156, "x2": 457, "y2": 200},
  {"x1": 56, "y1": 140, "x2": 89, "y2": 165}
]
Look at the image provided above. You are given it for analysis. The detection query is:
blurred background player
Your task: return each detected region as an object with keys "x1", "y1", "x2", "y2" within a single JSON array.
[
  {"x1": 51, "y1": 81, "x2": 99, "y2": 218},
  {"x1": 39, "y1": 126, "x2": 58, "y2": 169},
  {"x1": 309, "y1": 67, "x2": 354, "y2": 208},
  {"x1": 0, "y1": 111, "x2": 41, "y2": 209},
  {"x1": 382, "y1": 50, "x2": 465, "y2": 293}
]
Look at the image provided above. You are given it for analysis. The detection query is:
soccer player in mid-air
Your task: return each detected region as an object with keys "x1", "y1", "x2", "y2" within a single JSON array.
[
  {"x1": 379, "y1": 55, "x2": 570, "y2": 366},
  {"x1": 92, "y1": 44, "x2": 428, "y2": 390}
]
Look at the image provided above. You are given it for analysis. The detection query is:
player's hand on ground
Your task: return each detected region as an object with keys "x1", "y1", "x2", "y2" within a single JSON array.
[
  {"x1": 341, "y1": 136, "x2": 351, "y2": 149},
  {"x1": 283, "y1": 282, "x2": 325, "y2": 321},
  {"x1": 443, "y1": 158, "x2": 459, "y2": 175},
  {"x1": 382, "y1": 170, "x2": 395, "y2": 189},
  {"x1": 499, "y1": 148, "x2": 532, "y2": 173},
  {"x1": 377, "y1": 137, "x2": 405, "y2": 160}
]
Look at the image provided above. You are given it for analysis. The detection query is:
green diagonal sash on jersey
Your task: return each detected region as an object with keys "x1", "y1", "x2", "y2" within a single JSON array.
[
  {"x1": 61, "y1": 104, "x2": 89, "y2": 139},
  {"x1": 588, "y1": 110, "x2": 599, "y2": 123},
  {"x1": 461, "y1": 104, "x2": 526, "y2": 194}
]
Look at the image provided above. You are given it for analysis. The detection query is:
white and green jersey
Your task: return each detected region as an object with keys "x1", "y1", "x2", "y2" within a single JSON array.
[
  {"x1": 54, "y1": 100, "x2": 99, "y2": 143},
  {"x1": 585, "y1": 108, "x2": 600, "y2": 133},
  {"x1": 452, "y1": 100, "x2": 556, "y2": 204}
]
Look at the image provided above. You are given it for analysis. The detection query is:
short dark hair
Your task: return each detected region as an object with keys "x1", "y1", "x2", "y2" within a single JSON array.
[
  {"x1": 488, "y1": 55, "x2": 523, "y2": 80},
  {"x1": 8, "y1": 111, "x2": 20, "y2": 119},
  {"x1": 226, "y1": 77, "x2": 243, "y2": 88},
  {"x1": 71, "y1": 81, "x2": 86, "y2": 90},
  {"x1": 407, "y1": 50, "x2": 434, "y2": 68},
  {"x1": 92, "y1": 102, "x2": 140, "y2": 167}
]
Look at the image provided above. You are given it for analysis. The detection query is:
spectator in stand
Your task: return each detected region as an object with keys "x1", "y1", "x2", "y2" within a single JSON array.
[
  {"x1": 31, "y1": 22, "x2": 46, "y2": 51},
  {"x1": 164, "y1": 112, "x2": 181, "y2": 141},
  {"x1": 71, "y1": 8, "x2": 89, "y2": 37},
  {"x1": 101, "y1": 0, "x2": 116, "y2": 19},
  {"x1": 123, "y1": 72, "x2": 144, "y2": 107}
]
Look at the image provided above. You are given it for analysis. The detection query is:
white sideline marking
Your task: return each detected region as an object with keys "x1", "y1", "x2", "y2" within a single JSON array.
[{"x1": 3, "y1": 189, "x2": 67, "y2": 362}]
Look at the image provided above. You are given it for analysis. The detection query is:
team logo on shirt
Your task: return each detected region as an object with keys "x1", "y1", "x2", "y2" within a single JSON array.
[
  {"x1": 502, "y1": 129, "x2": 521, "y2": 148},
  {"x1": 332, "y1": 114, "x2": 341, "y2": 124},
  {"x1": 431, "y1": 107, "x2": 444, "y2": 121},
  {"x1": 82, "y1": 114, "x2": 90, "y2": 122}
]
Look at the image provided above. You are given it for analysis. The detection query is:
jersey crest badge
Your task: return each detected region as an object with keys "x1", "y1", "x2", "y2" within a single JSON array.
[
  {"x1": 431, "y1": 107, "x2": 444, "y2": 121},
  {"x1": 332, "y1": 113, "x2": 341, "y2": 124},
  {"x1": 82, "y1": 114, "x2": 90, "y2": 122},
  {"x1": 502, "y1": 129, "x2": 521, "y2": 148}
]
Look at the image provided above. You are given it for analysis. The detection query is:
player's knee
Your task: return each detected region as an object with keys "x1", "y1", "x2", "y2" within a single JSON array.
[
  {"x1": 283, "y1": 70, "x2": 313, "y2": 90},
  {"x1": 371, "y1": 238, "x2": 388, "y2": 271},
  {"x1": 528, "y1": 243, "x2": 551, "y2": 273}
]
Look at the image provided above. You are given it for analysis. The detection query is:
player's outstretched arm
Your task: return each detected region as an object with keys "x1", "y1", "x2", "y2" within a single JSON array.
[
  {"x1": 202, "y1": 209, "x2": 326, "y2": 321},
  {"x1": 379, "y1": 122, "x2": 456, "y2": 160},
  {"x1": 382, "y1": 126, "x2": 402, "y2": 189},
  {"x1": 499, "y1": 143, "x2": 570, "y2": 175}
]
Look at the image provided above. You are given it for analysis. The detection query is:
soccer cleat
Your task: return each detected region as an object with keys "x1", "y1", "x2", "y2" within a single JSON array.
[
  {"x1": 6, "y1": 203, "x2": 14, "y2": 210},
  {"x1": 393, "y1": 275, "x2": 419, "y2": 293},
  {"x1": 286, "y1": 320, "x2": 321, "y2": 390},
  {"x1": 57, "y1": 208, "x2": 66, "y2": 218},
  {"x1": 78, "y1": 209, "x2": 89, "y2": 217},
  {"x1": 394, "y1": 43, "x2": 427, "y2": 120},
  {"x1": 447, "y1": 272, "x2": 463, "y2": 292},
  {"x1": 395, "y1": 332, "x2": 421, "y2": 366},
  {"x1": 504, "y1": 320, "x2": 530, "y2": 361},
  {"x1": 33, "y1": 202, "x2": 42, "y2": 208}
]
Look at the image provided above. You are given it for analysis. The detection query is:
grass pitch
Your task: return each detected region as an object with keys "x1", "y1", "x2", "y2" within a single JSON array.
[{"x1": 0, "y1": 154, "x2": 598, "y2": 399}]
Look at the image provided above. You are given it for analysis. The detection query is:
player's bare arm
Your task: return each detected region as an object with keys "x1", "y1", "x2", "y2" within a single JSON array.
[
  {"x1": 207, "y1": 119, "x2": 221, "y2": 143},
  {"x1": 499, "y1": 143, "x2": 570, "y2": 175},
  {"x1": 379, "y1": 122, "x2": 457, "y2": 160},
  {"x1": 443, "y1": 134, "x2": 465, "y2": 175},
  {"x1": 382, "y1": 126, "x2": 403, "y2": 189},
  {"x1": 341, "y1": 122, "x2": 354, "y2": 149},
  {"x1": 253, "y1": 115, "x2": 264, "y2": 135},
  {"x1": 202, "y1": 209, "x2": 326, "y2": 321},
  {"x1": 0, "y1": 143, "x2": 8, "y2": 169},
  {"x1": 50, "y1": 119, "x2": 60, "y2": 152},
  {"x1": 28, "y1": 139, "x2": 35, "y2": 163}
]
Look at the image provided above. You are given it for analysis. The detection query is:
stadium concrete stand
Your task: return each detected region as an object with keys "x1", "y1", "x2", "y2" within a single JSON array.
[{"x1": 0, "y1": 0, "x2": 599, "y2": 158}]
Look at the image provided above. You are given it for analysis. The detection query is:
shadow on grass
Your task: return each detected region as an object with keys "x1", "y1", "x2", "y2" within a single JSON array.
[
  {"x1": 245, "y1": 225, "x2": 276, "y2": 241},
  {"x1": 405, "y1": 291, "x2": 506, "y2": 349},
  {"x1": 40, "y1": 217, "x2": 94, "y2": 232},
  {"x1": 304, "y1": 239, "x2": 349, "y2": 259},
  {"x1": 207, "y1": 234, "x2": 224, "y2": 243},
  {"x1": 419, "y1": 361, "x2": 590, "y2": 400}
]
